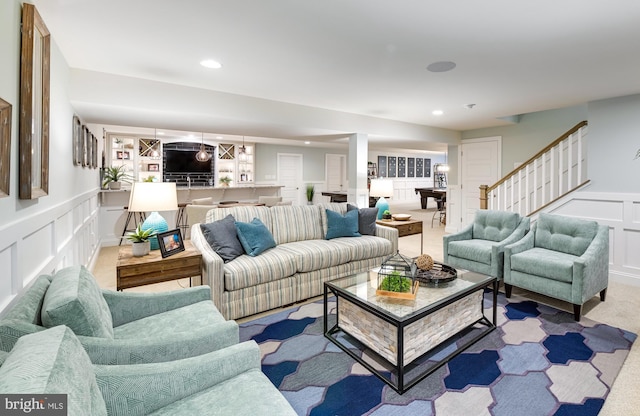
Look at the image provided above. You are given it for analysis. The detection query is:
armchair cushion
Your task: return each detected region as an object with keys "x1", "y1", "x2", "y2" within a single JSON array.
[
  {"x1": 509, "y1": 247, "x2": 578, "y2": 283},
  {"x1": 114, "y1": 301, "x2": 225, "y2": 339},
  {"x1": 41, "y1": 266, "x2": 114, "y2": 339},
  {"x1": 0, "y1": 326, "x2": 107, "y2": 416},
  {"x1": 472, "y1": 210, "x2": 520, "y2": 242},
  {"x1": 534, "y1": 212, "x2": 599, "y2": 256},
  {"x1": 447, "y1": 239, "x2": 495, "y2": 265}
]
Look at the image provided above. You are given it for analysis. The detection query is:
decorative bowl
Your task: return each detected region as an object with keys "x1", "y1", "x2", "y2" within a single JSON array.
[{"x1": 392, "y1": 214, "x2": 411, "y2": 221}]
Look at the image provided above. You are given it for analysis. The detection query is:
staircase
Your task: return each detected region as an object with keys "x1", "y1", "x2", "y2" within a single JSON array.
[{"x1": 479, "y1": 121, "x2": 589, "y2": 217}]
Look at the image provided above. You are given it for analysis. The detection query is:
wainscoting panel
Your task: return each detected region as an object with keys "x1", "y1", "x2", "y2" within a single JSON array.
[
  {"x1": 0, "y1": 189, "x2": 101, "y2": 314},
  {"x1": 549, "y1": 191, "x2": 640, "y2": 286}
]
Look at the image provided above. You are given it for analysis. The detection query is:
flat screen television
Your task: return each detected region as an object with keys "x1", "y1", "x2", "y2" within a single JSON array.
[{"x1": 165, "y1": 149, "x2": 212, "y2": 173}]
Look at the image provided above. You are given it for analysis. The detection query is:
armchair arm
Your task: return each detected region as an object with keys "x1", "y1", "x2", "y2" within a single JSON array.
[
  {"x1": 94, "y1": 341, "x2": 260, "y2": 415},
  {"x1": 190, "y1": 224, "x2": 226, "y2": 316},
  {"x1": 79, "y1": 320, "x2": 239, "y2": 365},
  {"x1": 571, "y1": 225, "x2": 609, "y2": 304},
  {"x1": 102, "y1": 286, "x2": 212, "y2": 327},
  {"x1": 375, "y1": 224, "x2": 398, "y2": 253},
  {"x1": 0, "y1": 320, "x2": 46, "y2": 352},
  {"x1": 442, "y1": 223, "x2": 473, "y2": 262},
  {"x1": 489, "y1": 217, "x2": 531, "y2": 278}
]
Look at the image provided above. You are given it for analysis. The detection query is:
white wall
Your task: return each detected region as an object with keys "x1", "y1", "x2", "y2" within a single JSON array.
[{"x1": 0, "y1": 0, "x2": 101, "y2": 313}]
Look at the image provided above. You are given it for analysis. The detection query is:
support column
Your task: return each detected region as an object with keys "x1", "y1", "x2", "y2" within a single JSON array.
[{"x1": 348, "y1": 133, "x2": 369, "y2": 208}]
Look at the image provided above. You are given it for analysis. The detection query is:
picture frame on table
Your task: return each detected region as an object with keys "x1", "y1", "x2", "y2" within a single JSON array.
[{"x1": 158, "y1": 229, "x2": 185, "y2": 258}]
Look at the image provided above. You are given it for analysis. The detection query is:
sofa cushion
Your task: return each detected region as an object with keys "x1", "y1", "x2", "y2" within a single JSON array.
[
  {"x1": 200, "y1": 215, "x2": 245, "y2": 262},
  {"x1": 0, "y1": 326, "x2": 107, "y2": 415},
  {"x1": 325, "y1": 209, "x2": 361, "y2": 239},
  {"x1": 347, "y1": 204, "x2": 378, "y2": 236},
  {"x1": 510, "y1": 247, "x2": 577, "y2": 283},
  {"x1": 223, "y1": 247, "x2": 299, "y2": 291},
  {"x1": 113, "y1": 301, "x2": 226, "y2": 339},
  {"x1": 472, "y1": 210, "x2": 520, "y2": 242},
  {"x1": 329, "y1": 235, "x2": 393, "y2": 261},
  {"x1": 279, "y1": 240, "x2": 352, "y2": 272},
  {"x1": 534, "y1": 213, "x2": 599, "y2": 256},
  {"x1": 270, "y1": 205, "x2": 324, "y2": 244},
  {"x1": 41, "y1": 266, "x2": 114, "y2": 338},
  {"x1": 236, "y1": 218, "x2": 277, "y2": 256},
  {"x1": 447, "y1": 239, "x2": 495, "y2": 265}
]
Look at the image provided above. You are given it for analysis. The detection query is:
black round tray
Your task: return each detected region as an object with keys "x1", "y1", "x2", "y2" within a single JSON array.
[{"x1": 415, "y1": 261, "x2": 457, "y2": 284}]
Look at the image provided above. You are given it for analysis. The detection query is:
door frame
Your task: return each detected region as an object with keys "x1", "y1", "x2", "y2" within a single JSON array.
[{"x1": 277, "y1": 153, "x2": 304, "y2": 205}]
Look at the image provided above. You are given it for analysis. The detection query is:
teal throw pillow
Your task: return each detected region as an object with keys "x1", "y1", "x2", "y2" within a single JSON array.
[
  {"x1": 235, "y1": 217, "x2": 277, "y2": 256},
  {"x1": 325, "y1": 209, "x2": 361, "y2": 239}
]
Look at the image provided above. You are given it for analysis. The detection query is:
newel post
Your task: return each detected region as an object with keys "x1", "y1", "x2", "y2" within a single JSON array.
[{"x1": 479, "y1": 185, "x2": 488, "y2": 210}]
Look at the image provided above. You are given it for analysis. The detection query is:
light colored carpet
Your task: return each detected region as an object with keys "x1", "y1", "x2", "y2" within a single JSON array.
[{"x1": 91, "y1": 201, "x2": 640, "y2": 415}]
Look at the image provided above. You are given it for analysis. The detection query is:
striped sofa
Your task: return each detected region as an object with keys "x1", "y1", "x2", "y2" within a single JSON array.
[{"x1": 190, "y1": 203, "x2": 398, "y2": 320}]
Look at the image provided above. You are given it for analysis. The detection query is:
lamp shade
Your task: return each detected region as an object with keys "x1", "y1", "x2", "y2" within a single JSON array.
[
  {"x1": 128, "y1": 182, "x2": 178, "y2": 213},
  {"x1": 370, "y1": 179, "x2": 394, "y2": 220},
  {"x1": 128, "y1": 182, "x2": 178, "y2": 250},
  {"x1": 369, "y1": 179, "x2": 394, "y2": 198}
]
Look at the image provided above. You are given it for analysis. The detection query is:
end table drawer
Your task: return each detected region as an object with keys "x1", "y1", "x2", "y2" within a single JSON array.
[{"x1": 397, "y1": 222, "x2": 422, "y2": 237}]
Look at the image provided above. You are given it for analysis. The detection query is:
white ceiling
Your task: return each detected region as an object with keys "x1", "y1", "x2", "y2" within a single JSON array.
[{"x1": 31, "y1": 0, "x2": 640, "y2": 149}]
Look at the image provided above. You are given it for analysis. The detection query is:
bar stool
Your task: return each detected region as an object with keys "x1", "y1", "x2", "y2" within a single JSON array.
[
  {"x1": 176, "y1": 202, "x2": 189, "y2": 239},
  {"x1": 119, "y1": 206, "x2": 146, "y2": 245},
  {"x1": 431, "y1": 196, "x2": 446, "y2": 228}
]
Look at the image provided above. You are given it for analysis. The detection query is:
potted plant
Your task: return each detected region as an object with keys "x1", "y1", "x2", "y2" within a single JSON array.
[
  {"x1": 382, "y1": 209, "x2": 392, "y2": 220},
  {"x1": 306, "y1": 184, "x2": 315, "y2": 204},
  {"x1": 219, "y1": 175, "x2": 232, "y2": 187},
  {"x1": 126, "y1": 224, "x2": 155, "y2": 257},
  {"x1": 102, "y1": 165, "x2": 130, "y2": 190}
]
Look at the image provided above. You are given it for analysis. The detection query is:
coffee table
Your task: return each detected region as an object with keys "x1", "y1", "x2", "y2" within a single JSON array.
[{"x1": 323, "y1": 269, "x2": 497, "y2": 394}]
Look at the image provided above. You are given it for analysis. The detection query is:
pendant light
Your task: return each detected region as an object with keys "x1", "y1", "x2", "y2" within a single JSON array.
[
  {"x1": 238, "y1": 136, "x2": 247, "y2": 161},
  {"x1": 195, "y1": 132, "x2": 212, "y2": 162}
]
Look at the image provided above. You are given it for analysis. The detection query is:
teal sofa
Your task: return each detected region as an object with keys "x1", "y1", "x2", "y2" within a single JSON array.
[
  {"x1": 0, "y1": 265, "x2": 239, "y2": 364},
  {"x1": 443, "y1": 210, "x2": 530, "y2": 279},
  {"x1": 504, "y1": 213, "x2": 609, "y2": 320},
  {"x1": 0, "y1": 326, "x2": 297, "y2": 416}
]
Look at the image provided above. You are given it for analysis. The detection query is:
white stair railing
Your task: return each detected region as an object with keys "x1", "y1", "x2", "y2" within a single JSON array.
[{"x1": 480, "y1": 121, "x2": 589, "y2": 216}]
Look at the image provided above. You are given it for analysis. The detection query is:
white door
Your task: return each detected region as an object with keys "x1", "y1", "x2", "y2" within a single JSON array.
[
  {"x1": 325, "y1": 154, "x2": 346, "y2": 192},
  {"x1": 460, "y1": 137, "x2": 501, "y2": 227},
  {"x1": 278, "y1": 153, "x2": 303, "y2": 205}
]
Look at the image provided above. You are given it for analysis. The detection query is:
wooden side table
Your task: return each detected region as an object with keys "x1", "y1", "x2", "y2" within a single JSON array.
[
  {"x1": 116, "y1": 240, "x2": 202, "y2": 291},
  {"x1": 376, "y1": 219, "x2": 424, "y2": 254}
]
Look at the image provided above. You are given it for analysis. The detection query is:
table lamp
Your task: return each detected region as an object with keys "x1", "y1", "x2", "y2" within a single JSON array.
[
  {"x1": 369, "y1": 178, "x2": 394, "y2": 219},
  {"x1": 128, "y1": 182, "x2": 178, "y2": 250}
]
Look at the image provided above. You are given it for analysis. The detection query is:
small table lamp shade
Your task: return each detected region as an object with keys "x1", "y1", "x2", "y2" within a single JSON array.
[
  {"x1": 369, "y1": 179, "x2": 394, "y2": 219},
  {"x1": 128, "y1": 182, "x2": 179, "y2": 250}
]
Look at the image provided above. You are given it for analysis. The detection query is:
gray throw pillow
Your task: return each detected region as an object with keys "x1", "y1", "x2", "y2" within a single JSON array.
[
  {"x1": 200, "y1": 215, "x2": 245, "y2": 262},
  {"x1": 347, "y1": 204, "x2": 378, "y2": 235}
]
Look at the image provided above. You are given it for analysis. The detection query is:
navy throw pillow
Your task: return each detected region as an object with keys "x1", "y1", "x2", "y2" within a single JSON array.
[
  {"x1": 200, "y1": 215, "x2": 245, "y2": 262},
  {"x1": 347, "y1": 204, "x2": 378, "y2": 235}
]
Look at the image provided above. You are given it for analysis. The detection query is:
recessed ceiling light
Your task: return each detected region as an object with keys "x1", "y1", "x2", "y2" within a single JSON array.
[
  {"x1": 432, "y1": 110, "x2": 444, "y2": 116},
  {"x1": 304, "y1": 141, "x2": 311, "y2": 145},
  {"x1": 427, "y1": 61, "x2": 456, "y2": 73},
  {"x1": 200, "y1": 59, "x2": 222, "y2": 69}
]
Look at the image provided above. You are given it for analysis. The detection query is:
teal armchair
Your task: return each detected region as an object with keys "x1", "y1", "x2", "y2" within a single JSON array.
[
  {"x1": 443, "y1": 210, "x2": 530, "y2": 279},
  {"x1": 504, "y1": 213, "x2": 609, "y2": 320},
  {"x1": 0, "y1": 326, "x2": 297, "y2": 416},
  {"x1": 0, "y1": 265, "x2": 239, "y2": 364}
]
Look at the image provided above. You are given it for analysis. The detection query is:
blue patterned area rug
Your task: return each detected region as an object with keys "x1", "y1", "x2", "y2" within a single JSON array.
[{"x1": 239, "y1": 293, "x2": 636, "y2": 416}]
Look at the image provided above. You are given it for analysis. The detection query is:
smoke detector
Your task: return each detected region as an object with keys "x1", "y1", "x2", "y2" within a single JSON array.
[{"x1": 464, "y1": 103, "x2": 476, "y2": 109}]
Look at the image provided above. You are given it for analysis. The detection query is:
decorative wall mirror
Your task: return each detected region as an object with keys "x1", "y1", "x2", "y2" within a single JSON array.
[
  {"x1": 0, "y1": 98, "x2": 11, "y2": 198},
  {"x1": 19, "y1": 3, "x2": 50, "y2": 199}
]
